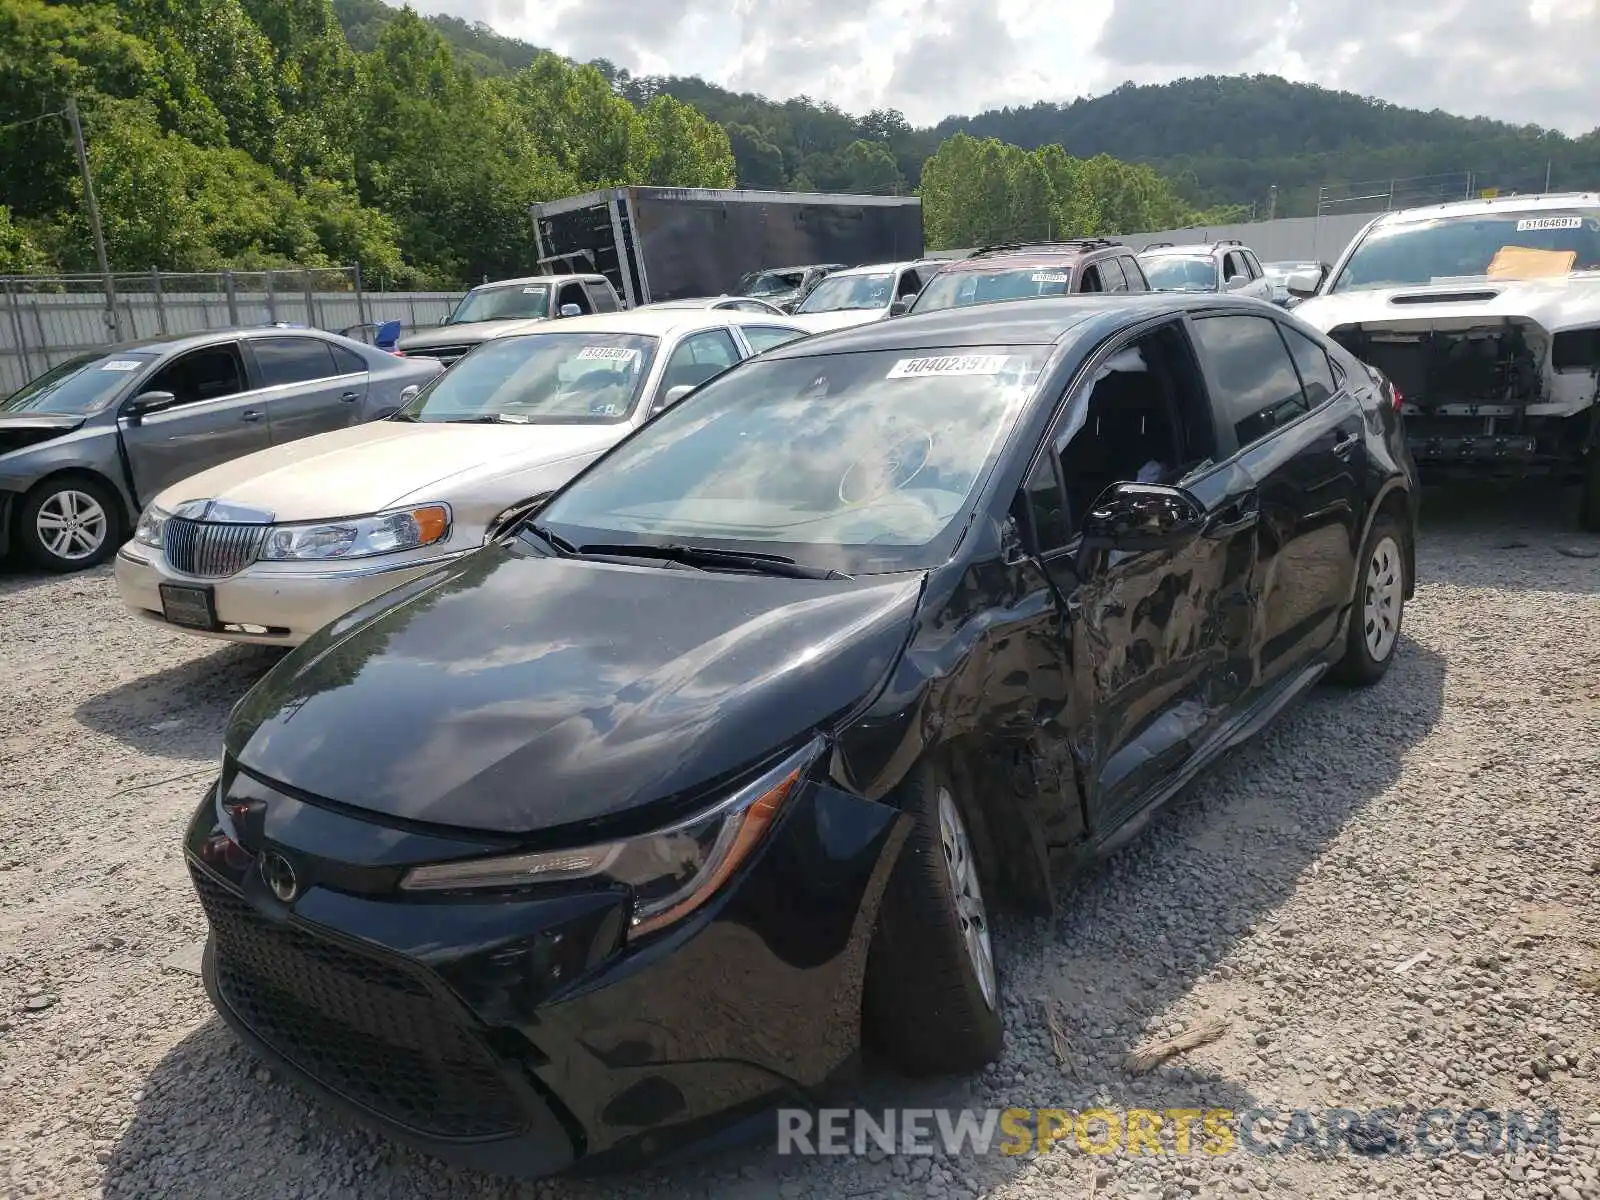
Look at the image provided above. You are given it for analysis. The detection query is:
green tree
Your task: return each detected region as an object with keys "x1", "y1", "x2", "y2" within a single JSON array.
[
  {"x1": 1005, "y1": 148, "x2": 1054, "y2": 241},
  {"x1": 628, "y1": 94, "x2": 735, "y2": 188},
  {"x1": 726, "y1": 123, "x2": 786, "y2": 188},
  {"x1": 1032, "y1": 145, "x2": 1101, "y2": 238},
  {"x1": 838, "y1": 139, "x2": 904, "y2": 195},
  {"x1": 508, "y1": 54, "x2": 634, "y2": 189},
  {"x1": 0, "y1": 205, "x2": 50, "y2": 273}
]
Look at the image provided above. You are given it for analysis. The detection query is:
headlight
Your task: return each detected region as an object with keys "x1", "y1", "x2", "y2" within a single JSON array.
[
  {"x1": 133, "y1": 504, "x2": 169, "y2": 548},
  {"x1": 259, "y1": 503, "x2": 451, "y2": 561},
  {"x1": 400, "y1": 737, "x2": 823, "y2": 939}
]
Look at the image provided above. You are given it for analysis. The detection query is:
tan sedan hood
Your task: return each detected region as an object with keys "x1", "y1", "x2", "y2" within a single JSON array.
[{"x1": 154, "y1": 420, "x2": 622, "y2": 522}]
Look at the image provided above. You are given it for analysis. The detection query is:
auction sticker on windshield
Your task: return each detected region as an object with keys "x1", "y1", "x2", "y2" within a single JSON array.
[
  {"x1": 577, "y1": 346, "x2": 639, "y2": 361},
  {"x1": 886, "y1": 355, "x2": 1011, "y2": 379},
  {"x1": 100, "y1": 360, "x2": 142, "y2": 371},
  {"x1": 1031, "y1": 273, "x2": 1071, "y2": 284},
  {"x1": 1516, "y1": 216, "x2": 1583, "y2": 231}
]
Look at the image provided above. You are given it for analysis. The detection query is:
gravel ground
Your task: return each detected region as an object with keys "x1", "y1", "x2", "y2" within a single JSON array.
[{"x1": 3, "y1": 483, "x2": 1599, "y2": 1200}]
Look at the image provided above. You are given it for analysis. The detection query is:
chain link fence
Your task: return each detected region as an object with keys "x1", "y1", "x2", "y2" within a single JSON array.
[{"x1": 1, "y1": 267, "x2": 465, "y2": 393}]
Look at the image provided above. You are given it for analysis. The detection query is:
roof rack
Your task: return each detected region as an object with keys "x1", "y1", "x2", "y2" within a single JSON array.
[
  {"x1": 1142, "y1": 241, "x2": 1175, "y2": 250},
  {"x1": 1212, "y1": 238, "x2": 1244, "y2": 246},
  {"x1": 967, "y1": 238, "x2": 1122, "y2": 258}
]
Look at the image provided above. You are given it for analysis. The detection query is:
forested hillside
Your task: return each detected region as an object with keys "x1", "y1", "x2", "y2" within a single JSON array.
[
  {"x1": 325, "y1": 5, "x2": 1600, "y2": 219},
  {"x1": 0, "y1": 0, "x2": 735, "y2": 284},
  {"x1": 6, "y1": 0, "x2": 1595, "y2": 286}
]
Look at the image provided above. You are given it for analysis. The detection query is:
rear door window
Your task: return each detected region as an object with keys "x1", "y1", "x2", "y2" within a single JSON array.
[
  {"x1": 742, "y1": 325, "x2": 807, "y2": 353},
  {"x1": 250, "y1": 337, "x2": 339, "y2": 387},
  {"x1": 1281, "y1": 325, "x2": 1339, "y2": 406},
  {"x1": 1189, "y1": 314, "x2": 1310, "y2": 450}
]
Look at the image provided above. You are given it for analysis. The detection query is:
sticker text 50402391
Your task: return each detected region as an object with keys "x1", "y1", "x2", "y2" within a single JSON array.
[{"x1": 886, "y1": 355, "x2": 1011, "y2": 380}]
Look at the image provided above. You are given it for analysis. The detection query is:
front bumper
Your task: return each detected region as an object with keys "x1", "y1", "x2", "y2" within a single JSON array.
[
  {"x1": 182, "y1": 771, "x2": 906, "y2": 1177},
  {"x1": 115, "y1": 545, "x2": 464, "y2": 646}
]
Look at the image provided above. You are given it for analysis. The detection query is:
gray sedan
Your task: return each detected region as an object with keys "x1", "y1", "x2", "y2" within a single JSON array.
[{"x1": 0, "y1": 327, "x2": 442, "y2": 572}]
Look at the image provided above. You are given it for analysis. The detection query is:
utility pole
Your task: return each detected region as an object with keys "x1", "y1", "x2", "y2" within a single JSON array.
[
  {"x1": 1545, "y1": 159, "x2": 1553, "y2": 194},
  {"x1": 65, "y1": 97, "x2": 119, "y2": 341},
  {"x1": 1267, "y1": 184, "x2": 1278, "y2": 222}
]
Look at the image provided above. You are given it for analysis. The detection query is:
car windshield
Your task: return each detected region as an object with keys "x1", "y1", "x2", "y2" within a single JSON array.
[
  {"x1": 449, "y1": 284, "x2": 552, "y2": 324},
  {"x1": 796, "y1": 272, "x2": 895, "y2": 313},
  {"x1": 536, "y1": 345, "x2": 1046, "y2": 575},
  {"x1": 911, "y1": 266, "x2": 1073, "y2": 313},
  {"x1": 1, "y1": 351, "x2": 155, "y2": 415},
  {"x1": 1142, "y1": 256, "x2": 1217, "y2": 291},
  {"x1": 738, "y1": 271, "x2": 804, "y2": 297},
  {"x1": 1331, "y1": 208, "x2": 1600, "y2": 292},
  {"x1": 395, "y1": 332, "x2": 658, "y2": 425}
]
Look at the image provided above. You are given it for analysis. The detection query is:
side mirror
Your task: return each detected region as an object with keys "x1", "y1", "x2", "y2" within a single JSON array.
[
  {"x1": 1286, "y1": 272, "x2": 1321, "y2": 299},
  {"x1": 888, "y1": 295, "x2": 914, "y2": 317},
  {"x1": 1223, "y1": 275, "x2": 1249, "y2": 291},
  {"x1": 1080, "y1": 482, "x2": 1206, "y2": 554},
  {"x1": 652, "y1": 384, "x2": 695, "y2": 415},
  {"x1": 439, "y1": 316, "x2": 451, "y2": 326},
  {"x1": 123, "y1": 390, "x2": 176, "y2": 423},
  {"x1": 558, "y1": 303, "x2": 582, "y2": 318}
]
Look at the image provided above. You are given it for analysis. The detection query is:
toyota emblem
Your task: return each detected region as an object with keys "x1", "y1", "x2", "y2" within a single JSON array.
[{"x1": 259, "y1": 852, "x2": 299, "y2": 903}]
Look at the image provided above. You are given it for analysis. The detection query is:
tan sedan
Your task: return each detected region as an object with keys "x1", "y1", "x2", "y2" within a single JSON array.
[{"x1": 115, "y1": 309, "x2": 808, "y2": 645}]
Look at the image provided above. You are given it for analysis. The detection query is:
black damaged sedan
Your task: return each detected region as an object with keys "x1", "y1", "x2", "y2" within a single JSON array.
[{"x1": 187, "y1": 294, "x2": 1418, "y2": 1176}]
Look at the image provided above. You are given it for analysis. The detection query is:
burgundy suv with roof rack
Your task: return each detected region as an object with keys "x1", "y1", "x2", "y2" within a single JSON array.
[{"x1": 904, "y1": 240, "x2": 1150, "y2": 315}]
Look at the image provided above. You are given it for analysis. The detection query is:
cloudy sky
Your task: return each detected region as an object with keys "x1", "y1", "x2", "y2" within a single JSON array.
[{"x1": 415, "y1": 0, "x2": 1599, "y2": 136}]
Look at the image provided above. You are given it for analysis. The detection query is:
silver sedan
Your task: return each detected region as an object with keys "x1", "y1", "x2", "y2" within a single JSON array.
[{"x1": 0, "y1": 327, "x2": 442, "y2": 572}]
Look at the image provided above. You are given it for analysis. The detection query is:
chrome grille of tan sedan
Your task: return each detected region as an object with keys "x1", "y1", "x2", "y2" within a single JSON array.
[{"x1": 163, "y1": 519, "x2": 267, "y2": 579}]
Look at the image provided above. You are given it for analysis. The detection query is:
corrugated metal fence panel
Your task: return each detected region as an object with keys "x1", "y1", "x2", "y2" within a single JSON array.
[
  {"x1": 0, "y1": 291, "x2": 463, "y2": 393},
  {"x1": 931, "y1": 213, "x2": 1378, "y2": 265}
]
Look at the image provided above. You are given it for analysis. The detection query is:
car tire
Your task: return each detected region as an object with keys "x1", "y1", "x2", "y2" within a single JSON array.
[
  {"x1": 863, "y1": 759, "x2": 1004, "y2": 1075},
  {"x1": 1578, "y1": 449, "x2": 1600, "y2": 533},
  {"x1": 1330, "y1": 512, "x2": 1408, "y2": 686},
  {"x1": 17, "y1": 474, "x2": 123, "y2": 572}
]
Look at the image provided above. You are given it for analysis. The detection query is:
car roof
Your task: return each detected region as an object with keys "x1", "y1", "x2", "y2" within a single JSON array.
[
  {"x1": 1375, "y1": 190, "x2": 1600, "y2": 227},
  {"x1": 754, "y1": 263, "x2": 841, "y2": 274},
  {"x1": 467, "y1": 273, "x2": 604, "y2": 289},
  {"x1": 491, "y1": 309, "x2": 803, "y2": 339},
  {"x1": 825, "y1": 260, "x2": 942, "y2": 278},
  {"x1": 929, "y1": 246, "x2": 1116, "y2": 274},
  {"x1": 51, "y1": 326, "x2": 357, "y2": 359},
  {"x1": 1139, "y1": 243, "x2": 1230, "y2": 257},
  {"x1": 760, "y1": 293, "x2": 1257, "y2": 359}
]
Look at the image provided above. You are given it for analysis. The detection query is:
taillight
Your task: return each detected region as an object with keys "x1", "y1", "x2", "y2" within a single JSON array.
[{"x1": 1390, "y1": 381, "x2": 1404, "y2": 411}]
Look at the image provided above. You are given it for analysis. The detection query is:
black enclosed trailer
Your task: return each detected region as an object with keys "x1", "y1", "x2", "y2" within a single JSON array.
[{"x1": 529, "y1": 187, "x2": 924, "y2": 307}]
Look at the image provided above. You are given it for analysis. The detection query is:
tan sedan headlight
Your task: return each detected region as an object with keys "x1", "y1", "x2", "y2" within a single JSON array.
[
  {"x1": 259, "y1": 503, "x2": 451, "y2": 562},
  {"x1": 133, "y1": 504, "x2": 170, "y2": 548}
]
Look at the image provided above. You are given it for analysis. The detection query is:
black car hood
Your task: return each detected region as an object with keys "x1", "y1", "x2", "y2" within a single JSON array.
[
  {"x1": 0, "y1": 414, "x2": 86, "y2": 456},
  {"x1": 228, "y1": 542, "x2": 923, "y2": 836}
]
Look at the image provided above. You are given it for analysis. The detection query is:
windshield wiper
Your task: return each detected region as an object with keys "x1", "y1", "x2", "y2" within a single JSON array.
[
  {"x1": 526, "y1": 523, "x2": 577, "y2": 555},
  {"x1": 575, "y1": 543, "x2": 850, "y2": 580}
]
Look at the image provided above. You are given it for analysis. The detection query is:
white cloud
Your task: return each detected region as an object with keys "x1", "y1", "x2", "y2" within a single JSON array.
[{"x1": 412, "y1": 0, "x2": 1600, "y2": 134}]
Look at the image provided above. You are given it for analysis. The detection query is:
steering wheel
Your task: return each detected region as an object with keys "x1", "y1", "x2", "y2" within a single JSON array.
[{"x1": 838, "y1": 428, "x2": 935, "y2": 506}]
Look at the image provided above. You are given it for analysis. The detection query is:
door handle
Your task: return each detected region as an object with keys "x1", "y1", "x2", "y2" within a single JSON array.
[
  {"x1": 340, "y1": 391, "x2": 360, "y2": 402},
  {"x1": 1207, "y1": 491, "x2": 1260, "y2": 537},
  {"x1": 1332, "y1": 430, "x2": 1360, "y2": 456},
  {"x1": 241, "y1": 410, "x2": 263, "y2": 423}
]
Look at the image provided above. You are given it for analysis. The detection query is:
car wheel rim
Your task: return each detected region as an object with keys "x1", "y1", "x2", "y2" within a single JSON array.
[
  {"x1": 937, "y1": 787, "x2": 997, "y2": 1011},
  {"x1": 1362, "y1": 535, "x2": 1403, "y2": 662},
  {"x1": 35, "y1": 489, "x2": 108, "y2": 561}
]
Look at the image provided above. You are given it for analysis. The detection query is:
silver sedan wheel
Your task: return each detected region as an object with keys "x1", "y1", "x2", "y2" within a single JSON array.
[
  {"x1": 937, "y1": 787, "x2": 997, "y2": 1011},
  {"x1": 35, "y1": 488, "x2": 109, "y2": 561},
  {"x1": 1363, "y1": 534, "x2": 1403, "y2": 662}
]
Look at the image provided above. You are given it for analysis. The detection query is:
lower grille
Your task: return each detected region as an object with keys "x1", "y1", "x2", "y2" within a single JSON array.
[
  {"x1": 191, "y1": 866, "x2": 525, "y2": 1139},
  {"x1": 164, "y1": 519, "x2": 265, "y2": 578}
]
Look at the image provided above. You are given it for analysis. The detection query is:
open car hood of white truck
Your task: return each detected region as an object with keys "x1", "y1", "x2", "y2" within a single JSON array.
[{"x1": 1294, "y1": 273, "x2": 1600, "y2": 334}]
